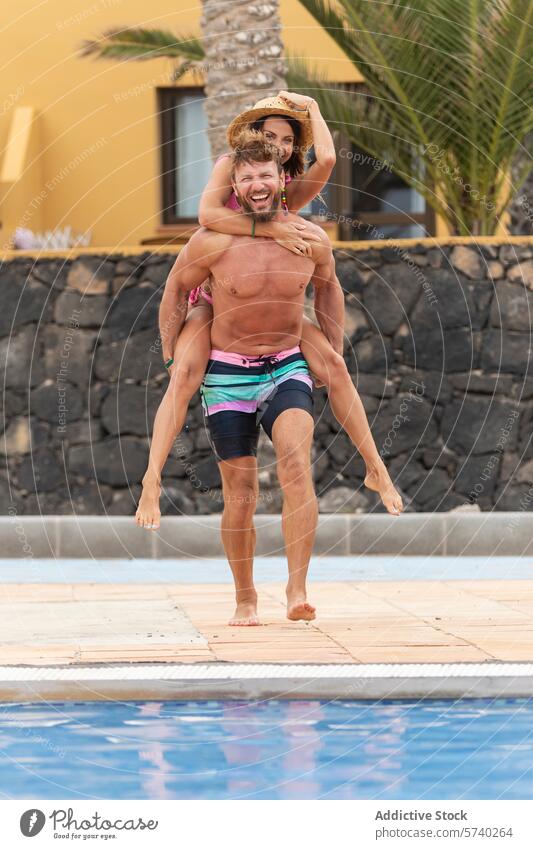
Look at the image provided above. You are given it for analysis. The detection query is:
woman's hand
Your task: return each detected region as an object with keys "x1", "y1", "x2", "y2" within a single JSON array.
[
  {"x1": 278, "y1": 91, "x2": 315, "y2": 111},
  {"x1": 267, "y1": 219, "x2": 321, "y2": 256}
]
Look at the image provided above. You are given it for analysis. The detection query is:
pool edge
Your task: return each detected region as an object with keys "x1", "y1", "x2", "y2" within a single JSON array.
[{"x1": 1, "y1": 662, "x2": 533, "y2": 701}]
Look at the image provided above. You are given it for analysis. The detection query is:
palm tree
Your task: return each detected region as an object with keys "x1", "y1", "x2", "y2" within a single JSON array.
[
  {"x1": 291, "y1": 0, "x2": 533, "y2": 236},
  {"x1": 80, "y1": 1, "x2": 288, "y2": 157},
  {"x1": 81, "y1": 0, "x2": 533, "y2": 235}
]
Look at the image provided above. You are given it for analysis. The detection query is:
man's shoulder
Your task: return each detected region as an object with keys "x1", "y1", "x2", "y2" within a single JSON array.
[
  {"x1": 184, "y1": 227, "x2": 234, "y2": 259},
  {"x1": 302, "y1": 220, "x2": 332, "y2": 263},
  {"x1": 290, "y1": 214, "x2": 331, "y2": 247}
]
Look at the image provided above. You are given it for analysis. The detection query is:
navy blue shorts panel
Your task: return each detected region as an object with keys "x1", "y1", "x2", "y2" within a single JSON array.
[
  {"x1": 258, "y1": 379, "x2": 314, "y2": 440},
  {"x1": 206, "y1": 379, "x2": 314, "y2": 461},
  {"x1": 205, "y1": 410, "x2": 260, "y2": 461}
]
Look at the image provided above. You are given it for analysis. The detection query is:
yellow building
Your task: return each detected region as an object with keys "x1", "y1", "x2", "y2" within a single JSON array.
[{"x1": 1, "y1": 0, "x2": 439, "y2": 249}]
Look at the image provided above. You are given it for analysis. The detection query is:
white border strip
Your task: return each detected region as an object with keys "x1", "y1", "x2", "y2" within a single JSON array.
[{"x1": 1, "y1": 662, "x2": 533, "y2": 681}]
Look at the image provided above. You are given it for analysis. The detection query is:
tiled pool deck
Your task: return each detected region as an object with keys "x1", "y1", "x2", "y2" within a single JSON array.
[
  {"x1": 1, "y1": 514, "x2": 532, "y2": 700},
  {"x1": 2, "y1": 569, "x2": 533, "y2": 667}
]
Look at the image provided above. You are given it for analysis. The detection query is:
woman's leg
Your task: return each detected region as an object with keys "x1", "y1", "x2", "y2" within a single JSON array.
[
  {"x1": 135, "y1": 303, "x2": 213, "y2": 529},
  {"x1": 300, "y1": 318, "x2": 403, "y2": 515}
]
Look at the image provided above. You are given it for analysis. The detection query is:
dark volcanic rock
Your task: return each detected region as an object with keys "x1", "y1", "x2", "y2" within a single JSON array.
[
  {"x1": 0, "y1": 245, "x2": 530, "y2": 514},
  {"x1": 406, "y1": 467, "x2": 451, "y2": 507},
  {"x1": 372, "y1": 396, "x2": 438, "y2": 458},
  {"x1": 353, "y1": 337, "x2": 392, "y2": 372},
  {"x1": 0, "y1": 272, "x2": 50, "y2": 337},
  {"x1": 402, "y1": 327, "x2": 479, "y2": 372},
  {"x1": 489, "y1": 281, "x2": 533, "y2": 331},
  {"x1": 449, "y1": 372, "x2": 513, "y2": 395},
  {"x1": 410, "y1": 269, "x2": 492, "y2": 331},
  {"x1": 139, "y1": 259, "x2": 173, "y2": 287},
  {"x1": 31, "y1": 260, "x2": 68, "y2": 290},
  {"x1": 0, "y1": 325, "x2": 45, "y2": 388},
  {"x1": 54, "y1": 291, "x2": 109, "y2": 327},
  {"x1": 160, "y1": 479, "x2": 196, "y2": 515},
  {"x1": 454, "y1": 453, "x2": 501, "y2": 499},
  {"x1": 66, "y1": 257, "x2": 115, "y2": 295},
  {"x1": 17, "y1": 449, "x2": 65, "y2": 492},
  {"x1": 441, "y1": 399, "x2": 519, "y2": 455},
  {"x1": 480, "y1": 330, "x2": 533, "y2": 374},
  {"x1": 43, "y1": 327, "x2": 97, "y2": 389},
  {"x1": 106, "y1": 284, "x2": 159, "y2": 339},
  {"x1": 32, "y1": 381, "x2": 84, "y2": 423},
  {"x1": 362, "y1": 263, "x2": 421, "y2": 335},
  {"x1": 69, "y1": 436, "x2": 148, "y2": 485},
  {"x1": 94, "y1": 328, "x2": 164, "y2": 382},
  {"x1": 101, "y1": 384, "x2": 162, "y2": 436}
]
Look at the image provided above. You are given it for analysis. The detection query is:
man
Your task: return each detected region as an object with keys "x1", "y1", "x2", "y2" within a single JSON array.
[
  {"x1": 156, "y1": 136, "x2": 346, "y2": 626},
  {"x1": 157, "y1": 135, "x2": 401, "y2": 625}
]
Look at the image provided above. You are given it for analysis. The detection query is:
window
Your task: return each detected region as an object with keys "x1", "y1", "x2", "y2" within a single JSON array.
[
  {"x1": 330, "y1": 137, "x2": 435, "y2": 239},
  {"x1": 159, "y1": 88, "x2": 213, "y2": 223}
]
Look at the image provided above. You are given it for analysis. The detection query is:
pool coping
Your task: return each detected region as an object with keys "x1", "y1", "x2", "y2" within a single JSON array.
[
  {"x1": 2, "y1": 662, "x2": 533, "y2": 701},
  {"x1": 4, "y1": 512, "x2": 533, "y2": 558}
]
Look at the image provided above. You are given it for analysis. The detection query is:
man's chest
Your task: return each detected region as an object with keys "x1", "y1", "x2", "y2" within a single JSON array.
[{"x1": 211, "y1": 243, "x2": 314, "y2": 301}]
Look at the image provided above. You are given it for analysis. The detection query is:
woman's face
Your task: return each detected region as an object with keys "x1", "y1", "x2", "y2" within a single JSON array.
[{"x1": 260, "y1": 117, "x2": 295, "y2": 164}]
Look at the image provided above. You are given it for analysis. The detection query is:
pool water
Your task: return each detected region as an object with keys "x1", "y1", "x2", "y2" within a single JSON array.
[{"x1": 0, "y1": 699, "x2": 532, "y2": 799}]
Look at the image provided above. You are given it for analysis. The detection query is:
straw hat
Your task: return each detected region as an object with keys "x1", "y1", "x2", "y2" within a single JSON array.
[{"x1": 227, "y1": 95, "x2": 314, "y2": 152}]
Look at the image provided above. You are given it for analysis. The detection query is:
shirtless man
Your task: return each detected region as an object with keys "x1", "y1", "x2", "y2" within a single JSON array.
[{"x1": 156, "y1": 136, "x2": 402, "y2": 625}]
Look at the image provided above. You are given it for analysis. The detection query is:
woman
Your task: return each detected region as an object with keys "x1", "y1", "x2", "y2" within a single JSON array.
[{"x1": 135, "y1": 92, "x2": 403, "y2": 528}]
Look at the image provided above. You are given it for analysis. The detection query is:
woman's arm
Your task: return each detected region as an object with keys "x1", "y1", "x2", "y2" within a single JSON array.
[
  {"x1": 278, "y1": 93, "x2": 336, "y2": 212},
  {"x1": 198, "y1": 153, "x2": 319, "y2": 254}
]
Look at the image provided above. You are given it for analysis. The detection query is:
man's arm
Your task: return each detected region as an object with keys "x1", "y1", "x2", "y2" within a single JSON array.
[
  {"x1": 159, "y1": 229, "x2": 223, "y2": 364},
  {"x1": 310, "y1": 234, "x2": 345, "y2": 355}
]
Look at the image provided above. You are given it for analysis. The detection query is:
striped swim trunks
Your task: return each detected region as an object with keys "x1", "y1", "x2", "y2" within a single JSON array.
[{"x1": 200, "y1": 345, "x2": 314, "y2": 461}]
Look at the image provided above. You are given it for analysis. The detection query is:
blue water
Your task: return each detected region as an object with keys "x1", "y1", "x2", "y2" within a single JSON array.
[{"x1": 0, "y1": 699, "x2": 532, "y2": 800}]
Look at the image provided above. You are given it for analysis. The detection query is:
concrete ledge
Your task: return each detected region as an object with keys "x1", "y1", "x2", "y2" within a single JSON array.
[
  {"x1": 2, "y1": 513, "x2": 533, "y2": 558},
  {"x1": 3, "y1": 234, "x2": 533, "y2": 261},
  {"x1": 2, "y1": 662, "x2": 533, "y2": 701}
]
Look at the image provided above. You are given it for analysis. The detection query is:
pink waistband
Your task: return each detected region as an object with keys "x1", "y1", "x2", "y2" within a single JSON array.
[{"x1": 209, "y1": 345, "x2": 301, "y2": 367}]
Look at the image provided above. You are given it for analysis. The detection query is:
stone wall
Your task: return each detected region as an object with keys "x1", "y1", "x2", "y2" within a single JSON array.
[{"x1": 1, "y1": 240, "x2": 533, "y2": 516}]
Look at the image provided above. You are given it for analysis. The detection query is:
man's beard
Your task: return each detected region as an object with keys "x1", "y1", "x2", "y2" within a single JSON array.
[{"x1": 237, "y1": 189, "x2": 281, "y2": 223}]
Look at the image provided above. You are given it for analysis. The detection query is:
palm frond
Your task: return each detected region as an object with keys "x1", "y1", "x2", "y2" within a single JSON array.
[
  {"x1": 80, "y1": 27, "x2": 204, "y2": 63},
  {"x1": 296, "y1": 0, "x2": 533, "y2": 234}
]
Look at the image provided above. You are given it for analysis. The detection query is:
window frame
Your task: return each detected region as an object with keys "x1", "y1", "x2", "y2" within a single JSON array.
[{"x1": 158, "y1": 86, "x2": 210, "y2": 226}]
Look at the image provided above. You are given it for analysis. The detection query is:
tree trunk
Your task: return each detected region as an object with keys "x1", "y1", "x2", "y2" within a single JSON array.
[
  {"x1": 508, "y1": 136, "x2": 533, "y2": 235},
  {"x1": 200, "y1": 0, "x2": 288, "y2": 159}
]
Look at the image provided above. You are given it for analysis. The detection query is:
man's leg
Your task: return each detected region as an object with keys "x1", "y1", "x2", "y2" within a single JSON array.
[
  {"x1": 271, "y1": 408, "x2": 318, "y2": 621},
  {"x1": 219, "y1": 456, "x2": 260, "y2": 626}
]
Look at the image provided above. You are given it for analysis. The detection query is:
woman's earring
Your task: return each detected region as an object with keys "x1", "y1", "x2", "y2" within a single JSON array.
[{"x1": 281, "y1": 186, "x2": 288, "y2": 214}]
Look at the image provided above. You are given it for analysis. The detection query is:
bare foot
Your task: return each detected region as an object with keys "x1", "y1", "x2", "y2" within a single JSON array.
[
  {"x1": 287, "y1": 594, "x2": 316, "y2": 622},
  {"x1": 135, "y1": 477, "x2": 161, "y2": 529},
  {"x1": 229, "y1": 599, "x2": 260, "y2": 626},
  {"x1": 364, "y1": 462, "x2": 404, "y2": 516}
]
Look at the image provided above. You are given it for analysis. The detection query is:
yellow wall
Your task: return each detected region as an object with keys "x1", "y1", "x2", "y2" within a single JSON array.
[{"x1": 0, "y1": 0, "x2": 360, "y2": 248}]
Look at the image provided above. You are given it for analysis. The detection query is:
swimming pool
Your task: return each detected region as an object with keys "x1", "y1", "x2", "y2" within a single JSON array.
[{"x1": 0, "y1": 698, "x2": 532, "y2": 800}]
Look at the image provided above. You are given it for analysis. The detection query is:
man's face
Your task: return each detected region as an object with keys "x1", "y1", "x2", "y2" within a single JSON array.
[{"x1": 232, "y1": 159, "x2": 284, "y2": 222}]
